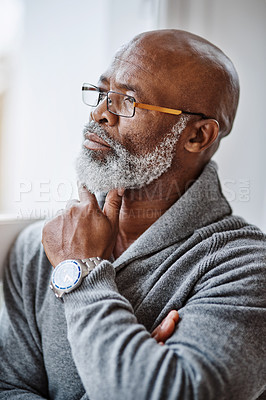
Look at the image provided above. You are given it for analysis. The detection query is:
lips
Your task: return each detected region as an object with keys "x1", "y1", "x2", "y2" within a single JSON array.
[{"x1": 84, "y1": 132, "x2": 111, "y2": 151}]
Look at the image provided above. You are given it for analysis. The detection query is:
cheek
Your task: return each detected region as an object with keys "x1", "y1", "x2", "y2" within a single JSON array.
[{"x1": 118, "y1": 114, "x2": 175, "y2": 155}]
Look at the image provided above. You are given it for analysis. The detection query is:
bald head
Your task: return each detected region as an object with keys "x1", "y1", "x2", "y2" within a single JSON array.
[{"x1": 116, "y1": 29, "x2": 239, "y2": 136}]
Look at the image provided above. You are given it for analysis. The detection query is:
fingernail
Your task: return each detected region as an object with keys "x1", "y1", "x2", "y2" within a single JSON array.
[
  {"x1": 169, "y1": 310, "x2": 179, "y2": 319},
  {"x1": 117, "y1": 188, "x2": 125, "y2": 196},
  {"x1": 161, "y1": 318, "x2": 171, "y2": 330}
]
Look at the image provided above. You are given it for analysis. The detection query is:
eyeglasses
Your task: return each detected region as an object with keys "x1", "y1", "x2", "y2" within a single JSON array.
[{"x1": 82, "y1": 83, "x2": 210, "y2": 119}]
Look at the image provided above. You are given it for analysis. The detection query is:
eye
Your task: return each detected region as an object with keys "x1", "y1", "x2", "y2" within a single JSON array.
[{"x1": 124, "y1": 96, "x2": 134, "y2": 104}]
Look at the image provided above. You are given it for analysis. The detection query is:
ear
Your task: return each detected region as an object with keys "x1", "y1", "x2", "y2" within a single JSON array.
[{"x1": 184, "y1": 119, "x2": 219, "y2": 153}]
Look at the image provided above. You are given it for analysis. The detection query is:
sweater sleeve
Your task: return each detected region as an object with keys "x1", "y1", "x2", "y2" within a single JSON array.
[
  {"x1": 63, "y1": 249, "x2": 266, "y2": 400},
  {"x1": 0, "y1": 240, "x2": 49, "y2": 399}
]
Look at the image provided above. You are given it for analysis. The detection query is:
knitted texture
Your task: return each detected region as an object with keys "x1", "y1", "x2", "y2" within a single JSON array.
[{"x1": 0, "y1": 161, "x2": 266, "y2": 400}]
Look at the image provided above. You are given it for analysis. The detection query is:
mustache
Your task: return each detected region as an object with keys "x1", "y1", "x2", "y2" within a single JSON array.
[{"x1": 83, "y1": 121, "x2": 117, "y2": 148}]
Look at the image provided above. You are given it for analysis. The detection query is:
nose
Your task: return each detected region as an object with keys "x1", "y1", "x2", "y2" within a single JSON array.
[{"x1": 91, "y1": 99, "x2": 118, "y2": 126}]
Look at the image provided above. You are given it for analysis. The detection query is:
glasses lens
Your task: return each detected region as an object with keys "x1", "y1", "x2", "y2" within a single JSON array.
[
  {"x1": 82, "y1": 85, "x2": 101, "y2": 106},
  {"x1": 107, "y1": 92, "x2": 134, "y2": 117}
]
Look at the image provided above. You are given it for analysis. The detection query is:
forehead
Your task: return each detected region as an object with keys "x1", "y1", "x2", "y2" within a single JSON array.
[{"x1": 99, "y1": 46, "x2": 172, "y2": 100}]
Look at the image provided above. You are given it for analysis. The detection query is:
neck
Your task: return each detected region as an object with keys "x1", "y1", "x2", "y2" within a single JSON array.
[
  {"x1": 113, "y1": 156, "x2": 207, "y2": 259},
  {"x1": 113, "y1": 175, "x2": 188, "y2": 259}
]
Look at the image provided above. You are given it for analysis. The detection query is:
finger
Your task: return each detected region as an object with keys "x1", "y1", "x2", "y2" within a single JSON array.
[
  {"x1": 151, "y1": 311, "x2": 179, "y2": 337},
  {"x1": 78, "y1": 183, "x2": 98, "y2": 206},
  {"x1": 151, "y1": 323, "x2": 164, "y2": 340},
  {"x1": 153, "y1": 319, "x2": 176, "y2": 343},
  {"x1": 66, "y1": 199, "x2": 80, "y2": 209},
  {"x1": 117, "y1": 187, "x2": 125, "y2": 196},
  {"x1": 103, "y1": 190, "x2": 123, "y2": 226},
  {"x1": 167, "y1": 310, "x2": 179, "y2": 323},
  {"x1": 151, "y1": 310, "x2": 179, "y2": 343}
]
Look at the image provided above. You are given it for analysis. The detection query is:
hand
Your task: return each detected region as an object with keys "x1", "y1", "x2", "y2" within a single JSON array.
[
  {"x1": 151, "y1": 310, "x2": 179, "y2": 345},
  {"x1": 42, "y1": 186, "x2": 123, "y2": 267}
]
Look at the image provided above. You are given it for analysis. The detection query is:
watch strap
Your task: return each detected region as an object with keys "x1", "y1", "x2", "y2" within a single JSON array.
[{"x1": 80, "y1": 257, "x2": 103, "y2": 276}]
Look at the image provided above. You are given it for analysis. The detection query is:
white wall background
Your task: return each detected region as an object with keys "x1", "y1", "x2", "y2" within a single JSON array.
[{"x1": 0, "y1": 0, "x2": 265, "y2": 231}]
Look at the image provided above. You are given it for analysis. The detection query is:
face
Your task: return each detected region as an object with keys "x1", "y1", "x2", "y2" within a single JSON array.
[{"x1": 76, "y1": 45, "x2": 189, "y2": 193}]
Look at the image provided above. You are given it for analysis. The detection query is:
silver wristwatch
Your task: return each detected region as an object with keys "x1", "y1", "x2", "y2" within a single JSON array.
[{"x1": 50, "y1": 257, "x2": 102, "y2": 299}]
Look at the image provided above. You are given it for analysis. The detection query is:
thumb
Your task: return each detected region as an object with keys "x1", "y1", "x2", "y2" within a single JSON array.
[{"x1": 103, "y1": 189, "x2": 123, "y2": 226}]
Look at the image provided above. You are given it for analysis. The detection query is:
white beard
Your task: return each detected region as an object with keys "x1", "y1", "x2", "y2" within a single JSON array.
[{"x1": 75, "y1": 116, "x2": 188, "y2": 193}]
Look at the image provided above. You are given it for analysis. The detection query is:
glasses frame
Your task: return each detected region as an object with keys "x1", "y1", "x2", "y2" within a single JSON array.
[{"x1": 82, "y1": 83, "x2": 212, "y2": 119}]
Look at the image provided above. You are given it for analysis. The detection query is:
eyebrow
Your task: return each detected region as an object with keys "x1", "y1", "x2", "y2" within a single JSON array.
[{"x1": 98, "y1": 75, "x2": 144, "y2": 98}]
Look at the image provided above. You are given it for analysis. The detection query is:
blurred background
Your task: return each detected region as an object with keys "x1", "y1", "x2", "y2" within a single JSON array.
[{"x1": 0, "y1": 0, "x2": 265, "y2": 231}]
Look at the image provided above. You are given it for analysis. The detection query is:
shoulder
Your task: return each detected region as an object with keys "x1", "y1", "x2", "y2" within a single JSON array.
[
  {"x1": 2, "y1": 220, "x2": 52, "y2": 314},
  {"x1": 198, "y1": 214, "x2": 266, "y2": 251},
  {"x1": 179, "y1": 215, "x2": 265, "y2": 271},
  {"x1": 13, "y1": 220, "x2": 45, "y2": 259}
]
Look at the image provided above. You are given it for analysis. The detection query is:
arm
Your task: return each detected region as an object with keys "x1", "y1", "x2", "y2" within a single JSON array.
[
  {"x1": 0, "y1": 241, "x2": 49, "y2": 398},
  {"x1": 62, "y1": 258, "x2": 266, "y2": 400},
  {"x1": 42, "y1": 187, "x2": 266, "y2": 400}
]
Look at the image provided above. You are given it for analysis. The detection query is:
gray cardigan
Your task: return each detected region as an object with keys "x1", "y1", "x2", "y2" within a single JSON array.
[{"x1": 0, "y1": 161, "x2": 266, "y2": 400}]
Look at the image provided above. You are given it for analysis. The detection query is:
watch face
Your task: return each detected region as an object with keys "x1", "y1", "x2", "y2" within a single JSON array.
[{"x1": 52, "y1": 260, "x2": 82, "y2": 291}]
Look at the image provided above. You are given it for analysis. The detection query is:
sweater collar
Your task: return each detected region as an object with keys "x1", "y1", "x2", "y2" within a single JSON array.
[{"x1": 113, "y1": 161, "x2": 232, "y2": 269}]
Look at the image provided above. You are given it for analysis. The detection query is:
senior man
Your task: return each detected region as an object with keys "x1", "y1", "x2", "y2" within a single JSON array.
[{"x1": 0, "y1": 29, "x2": 265, "y2": 400}]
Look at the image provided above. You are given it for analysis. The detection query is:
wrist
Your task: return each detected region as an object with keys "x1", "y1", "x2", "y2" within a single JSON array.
[
  {"x1": 63, "y1": 260, "x2": 118, "y2": 305},
  {"x1": 50, "y1": 257, "x2": 103, "y2": 300}
]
